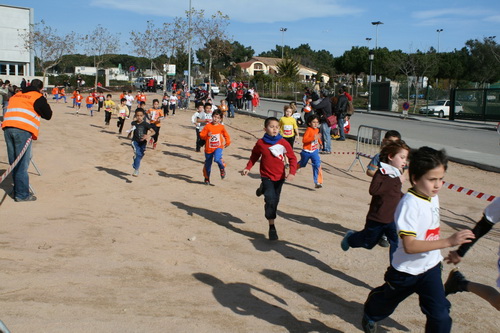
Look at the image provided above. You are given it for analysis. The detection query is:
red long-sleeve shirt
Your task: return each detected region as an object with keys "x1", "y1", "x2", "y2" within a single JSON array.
[{"x1": 245, "y1": 138, "x2": 297, "y2": 181}]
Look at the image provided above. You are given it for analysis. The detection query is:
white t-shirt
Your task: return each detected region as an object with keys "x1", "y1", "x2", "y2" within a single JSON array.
[
  {"x1": 391, "y1": 189, "x2": 443, "y2": 275},
  {"x1": 125, "y1": 95, "x2": 134, "y2": 106},
  {"x1": 169, "y1": 95, "x2": 178, "y2": 105}
]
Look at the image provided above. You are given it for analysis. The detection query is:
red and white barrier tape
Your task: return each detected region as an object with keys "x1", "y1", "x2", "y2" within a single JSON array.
[
  {"x1": 330, "y1": 151, "x2": 357, "y2": 155},
  {"x1": 442, "y1": 182, "x2": 496, "y2": 202},
  {"x1": 355, "y1": 152, "x2": 496, "y2": 201},
  {"x1": 0, "y1": 137, "x2": 32, "y2": 184}
]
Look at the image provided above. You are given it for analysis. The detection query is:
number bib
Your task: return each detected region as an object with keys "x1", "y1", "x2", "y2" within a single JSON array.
[
  {"x1": 209, "y1": 134, "x2": 221, "y2": 148},
  {"x1": 283, "y1": 124, "x2": 293, "y2": 136}
]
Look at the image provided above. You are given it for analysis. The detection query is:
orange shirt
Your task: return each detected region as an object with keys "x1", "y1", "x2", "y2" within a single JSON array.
[
  {"x1": 119, "y1": 93, "x2": 125, "y2": 100},
  {"x1": 72, "y1": 91, "x2": 78, "y2": 99},
  {"x1": 147, "y1": 108, "x2": 164, "y2": 127},
  {"x1": 75, "y1": 94, "x2": 83, "y2": 103},
  {"x1": 139, "y1": 94, "x2": 147, "y2": 103},
  {"x1": 86, "y1": 96, "x2": 95, "y2": 104},
  {"x1": 52, "y1": 87, "x2": 59, "y2": 95},
  {"x1": 200, "y1": 122, "x2": 231, "y2": 154},
  {"x1": 302, "y1": 127, "x2": 321, "y2": 152}
]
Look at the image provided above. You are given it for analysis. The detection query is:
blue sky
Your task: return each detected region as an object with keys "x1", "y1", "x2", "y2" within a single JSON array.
[{"x1": 5, "y1": 0, "x2": 500, "y2": 57}]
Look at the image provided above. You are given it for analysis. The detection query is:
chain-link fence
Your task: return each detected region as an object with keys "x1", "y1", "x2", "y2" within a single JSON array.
[{"x1": 452, "y1": 88, "x2": 500, "y2": 121}]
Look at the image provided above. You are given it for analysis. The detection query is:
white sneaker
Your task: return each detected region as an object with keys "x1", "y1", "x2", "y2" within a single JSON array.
[{"x1": 132, "y1": 169, "x2": 139, "y2": 177}]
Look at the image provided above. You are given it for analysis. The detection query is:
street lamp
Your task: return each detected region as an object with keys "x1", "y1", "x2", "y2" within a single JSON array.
[
  {"x1": 187, "y1": 0, "x2": 192, "y2": 90},
  {"x1": 371, "y1": 21, "x2": 383, "y2": 49},
  {"x1": 366, "y1": 37, "x2": 372, "y2": 48},
  {"x1": 280, "y1": 27, "x2": 287, "y2": 58},
  {"x1": 368, "y1": 50, "x2": 374, "y2": 112},
  {"x1": 436, "y1": 29, "x2": 443, "y2": 53}
]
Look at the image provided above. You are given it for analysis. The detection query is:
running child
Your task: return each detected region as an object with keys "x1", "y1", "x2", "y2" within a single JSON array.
[
  {"x1": 169, "y1": 92, "x2": 178, "y2": 116},
  {"x1": 162, "y1": 92, "x2": 170, "y2": 116},
  {"x1": 199, "y1": 110, "x2": 230, "y2": 185},
  {"x1": 86, "y1": 93, "x2": 95, "y2": 116},
  {"x1": 103, "y1": 94, "x2": 116, "y2": 126},
  {"x1": 279, "y1": 105, "x2": 300, "y2": 149},
  {"x1": 191, "y1": 102, "x2": 204, "y2": 152},
  {"x1": 361, "y1": 147, "x2": 475, "y2": 333},
  {"x1": 240, "y1": 117, "x2": 297, "y2": 241},
  {"x1": 116, "y1": 98, "x2": 129, "y2": 134},
  {"x1": 127, "y1": 108, "x2": 155, "y2": 177},
  {"x1": 74, "y1": 90, "x2": 83, "y2": 113},
  {"x1": 341, "y1": 140, "x2": 410, "y2": 262},
  {"x1": 147, "y1": 99, "x2": 164, "y2": 149},
  {"x1": 366, "y1": 130, "x2": 402, "y2": 177},
  {"x1": 297, "y1": 114, "x2": 323, "y2": 189}
]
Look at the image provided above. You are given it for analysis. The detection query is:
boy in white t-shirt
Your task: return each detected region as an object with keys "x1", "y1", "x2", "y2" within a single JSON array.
[{"x1": 362, "y1": 147, "x2": 474, "y2": 333}]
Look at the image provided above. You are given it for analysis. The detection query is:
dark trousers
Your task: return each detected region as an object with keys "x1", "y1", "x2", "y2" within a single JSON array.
[
  {"x1": 284, "y1": 136, "x2": 295, "y2": 150},
  {"x1": 105, "y1": 111, "x2": 112, "y2": 124},
  {"x1": 364, "y1": 263, "x2": 452, "y2": 333},
  {"x1": 151, "y1": 124, "x2": 160, "y2": 143},
  {"x1": 117, "y1": 118, "x2": 126, "y2": 134},
  {"x1": 262, "y1": 178, "x2": 284, "y2": 220},
  {"x1": 347, "y1": 219, "x2": 398, "y2": 262},
  {"x1": 195, "y1": 128, "x2": 205, "y2": 152},
  {"x1": 162, "y1": 105, "x2": 169, "y2": 116}
]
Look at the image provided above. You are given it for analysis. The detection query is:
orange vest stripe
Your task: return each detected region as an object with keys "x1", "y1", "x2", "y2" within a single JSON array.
[{"x1": 2, "y1": 91, "x2": 42, "y2": 139}]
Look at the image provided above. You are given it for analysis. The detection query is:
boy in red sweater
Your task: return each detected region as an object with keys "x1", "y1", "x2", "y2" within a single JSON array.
[
  {"x1": 200, "y1": 109, "x2": 231, "y2": 185},
  {"x1": 241, "y1": 117, "x2": 297, "y2": 240}
]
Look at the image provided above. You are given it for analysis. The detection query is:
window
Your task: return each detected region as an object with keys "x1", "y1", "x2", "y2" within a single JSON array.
[
  {"x1": 0, "y1": 64, "x2": 6, "y2": 75},
  {"x1": 254, "y1": 63, "x2": 263, "y2": 70},
  {"x1": 8, "y1": 64, "x2": 16, "y2": 75}
]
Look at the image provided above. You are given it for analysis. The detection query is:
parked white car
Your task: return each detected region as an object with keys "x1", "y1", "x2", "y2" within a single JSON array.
[
  {"x1": 198, "y1": 83, "x2": 220, "y2": 95},
  {"x1": 419, "y1": 100, "x2": 463, "y2": 118}
]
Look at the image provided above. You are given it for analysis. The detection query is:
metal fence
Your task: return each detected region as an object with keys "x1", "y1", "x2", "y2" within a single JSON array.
[
  {"x1": 451, "y1": 88, "x2": 500, "y2": 121},
  {"x1": 348, "y1": 125, "x2": 389, "y2": 172}
]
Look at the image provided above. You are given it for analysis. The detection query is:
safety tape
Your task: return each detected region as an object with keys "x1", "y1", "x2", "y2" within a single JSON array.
[
  {"x1": 442, "y1": 182, "x2": 496, "y2": 202},
  {"x1": 354, "y1": 152, "x2": 496, "y2": 201},
  {"x1": 0, "y1": 136, "x2": 32, "y2": 184}
]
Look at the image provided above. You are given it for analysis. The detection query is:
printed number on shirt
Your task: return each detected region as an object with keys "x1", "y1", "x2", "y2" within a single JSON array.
[
  {"x1": 209, "y1": 134, "x2": 221, "y2": 148},
  {"x1": 311, "y1": 140, "x2": 318, "y2": 151},
  {"x1": 283, "y1": 124, "x2": 293, "y2": 136}
]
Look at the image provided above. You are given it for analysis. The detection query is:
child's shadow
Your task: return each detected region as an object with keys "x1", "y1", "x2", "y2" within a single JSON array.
[
  {"x1": 260, "y1": 269, "x2": 409, "y2": 332},
  {"x1": 171, "y1": 201, "x2": 372, "y2": 290},
  {"x1": 95, "y1": 166, "x2": 132, "y2": 183},
  {"x1": 277, "y1": 210, "x2": 349, "y2": 236},
  {"x1": 157, "y1": 170, "x2": 206, "y2": 185}
]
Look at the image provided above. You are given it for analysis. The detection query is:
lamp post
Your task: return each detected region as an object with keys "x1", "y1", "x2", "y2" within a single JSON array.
[
  {"x1": 187, "y1": 0, "x2": 192, "y2": 90},
  {"x1": 371, "y1": 21, "x2": 383, "y2": 49},
  {"x1": 280, "y1": 27, "x2": 287, "y2": 58},
  {"x1": 436, "y1": 29, "x2": 443, "y2": 53},
  {"x1": 368, "y1": 50, "x2": 374, "y2": 112},
  {"x1": 365, "y1": 37, "x2": 372, "y2": 48}
]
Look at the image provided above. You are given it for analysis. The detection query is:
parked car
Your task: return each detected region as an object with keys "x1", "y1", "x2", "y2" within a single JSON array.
[
  {"x1": 197, "y1": 83, "x2": 220, "y2": 95},
  {"x1": 419, "y1": 100, "x2": 463, "y2": 118}
]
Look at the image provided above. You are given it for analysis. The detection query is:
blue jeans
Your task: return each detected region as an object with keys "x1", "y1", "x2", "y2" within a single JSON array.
[
  {"x1": 228, "y1": 104, "x2": 235, "y2": 117},
  {"x1": 364, "y1": 263, "x2": 452, "y2": 333},
  {"x1": 132, "y1": 141, "x2": 146, "y2": 170},
  {"x1": 320, "y1": 122, "x2": 331, "y2": 152},
  {"x1": 337, "y1": 114, "x2": 345, "y2": 139},
  {"x1": 4, "y1": 127, "x2": 33, "y2": 200},
  {"x1": 203, "y1": 148, "x2": 225, "y2": 180},
  {"x1": 347, "y1": 219, "x2": 398, "y2": 262},
  {"x1": 298, "y1": 150, "x2": 323, "y2": 184},
  {"x1": 262, "y1": 178, "x2": 284, "y2": 220}
]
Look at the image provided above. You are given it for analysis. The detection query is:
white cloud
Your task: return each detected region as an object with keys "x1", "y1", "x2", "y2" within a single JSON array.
[
  {"x1": 485, "y1": 15, "x2": 500, "y2": 23},
  {"x1": 413, "y1": 8, "x2": 491, "y2": 20},
  {"x1": 90, "y1": 0, "x2": 363, "y2": 23}
]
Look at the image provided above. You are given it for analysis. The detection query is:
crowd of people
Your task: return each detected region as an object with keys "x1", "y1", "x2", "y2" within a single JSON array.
[{"x1": 1, "y1": 78, "x2": 498, "y2": 333}]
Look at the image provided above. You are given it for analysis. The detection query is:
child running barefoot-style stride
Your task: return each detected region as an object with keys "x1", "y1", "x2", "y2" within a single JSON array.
[
  {"x1": 241, "y1": 117, "x2": 297, "y2": 241},
  {"x1": 199, "y1": 110, "x2": 231, "y2": 185},
  {"x1": 361, "y1": 147, "x2": 475, "y2": 333},
  {"x1": 127, "y1": 109, "x2": 155, "y2": 177},
  {"x1": 341, "y1": 140, "x2": 410, "y2": 262},
  {"x1": 297, "y1": 114, "x2": 323, "y2": 189}
]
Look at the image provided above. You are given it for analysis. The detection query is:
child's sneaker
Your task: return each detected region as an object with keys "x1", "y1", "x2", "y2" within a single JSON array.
[
  {"x1": 362, "y1": 314, "x2": 377, "y2": 333},
  {"x1": 153, "y1": 143, "x2": 157, "y2": 150},
  {"x1": 204, "y1": 178, "x2": 210, "y2": 185},
  {"x1": 220, "y1": 169, "x2": 226, "y2": 179},
  {"x1": 315, "y1": 183, "x2": 323, "y2": 189},
  {"x1": 268, "y1": 226, "x2": 278, "y2": 241},
  {"x1": 444, "y1": 268, "x2": 469, "y2": 296},
  {"x1": 256, "y1": 183, "x2": 264, "y2": 197},
  {"x1": 378, "y1": 235, "x2": 390, "y2": 247},
  {"x1": 341, "y1": 230, "x2": 355, "y2": 251},
  {"x1": 132, "y1": 169, "x2": 139, "y2": 177}
]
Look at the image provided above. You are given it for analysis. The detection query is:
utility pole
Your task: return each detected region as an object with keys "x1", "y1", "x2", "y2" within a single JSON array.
[{"x1": 280, "y1": 27, "x2": 287, "y2": 58}]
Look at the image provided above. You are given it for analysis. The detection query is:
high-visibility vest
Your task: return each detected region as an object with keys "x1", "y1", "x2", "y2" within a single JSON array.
[{"x1": 2, "y1": 91, "x2": 42, "y2": 139}]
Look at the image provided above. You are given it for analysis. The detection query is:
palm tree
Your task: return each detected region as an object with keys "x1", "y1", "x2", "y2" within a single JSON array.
[{"x1": 276, "y1": 58, "x2": 300, "y2": 80}]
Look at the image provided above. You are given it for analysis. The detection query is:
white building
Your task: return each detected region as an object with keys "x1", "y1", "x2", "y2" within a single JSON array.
[{"x1": 0, "y1": 4, "x2": 35, "y2": 85}]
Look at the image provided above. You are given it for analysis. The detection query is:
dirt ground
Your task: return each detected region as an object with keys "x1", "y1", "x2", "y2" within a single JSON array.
[{"x1": 0, "y1": 93, "x2": 499, "y2": 332}]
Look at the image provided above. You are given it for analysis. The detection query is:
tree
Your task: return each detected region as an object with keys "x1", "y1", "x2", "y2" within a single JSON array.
[
  {"x1": 276, "y1": 58, "x2": 300, "y2": 80},
  {"x1": 191, "y1": 10, "x2": 231, "y2": 84},
  {"x1": 18, "y1": 20, "x2": 75, "y2": 82},
  {"x1": 84, "y1": 25, "x2": 120, "y2": 88},
  {"x1": 464, "y1": 37, "x2": 500, "y2": 86}
]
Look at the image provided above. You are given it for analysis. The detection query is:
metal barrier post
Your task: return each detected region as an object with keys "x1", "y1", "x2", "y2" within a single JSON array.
[
  {"x1": 347, "y1": 125, "x2": 389, "y2": 172},
  {"x1": 267, "y1": 109, "x2": 283, "y2": 118}
]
